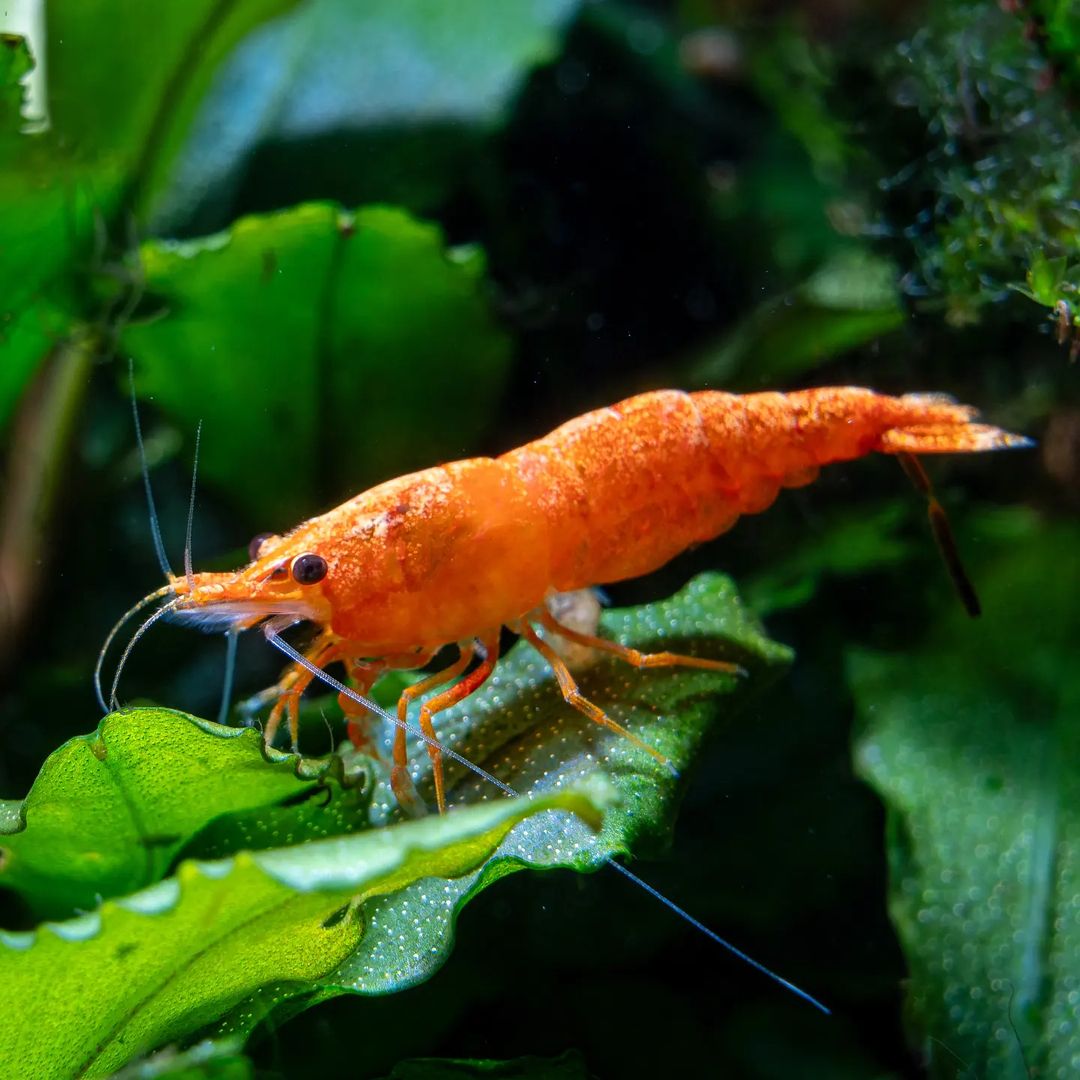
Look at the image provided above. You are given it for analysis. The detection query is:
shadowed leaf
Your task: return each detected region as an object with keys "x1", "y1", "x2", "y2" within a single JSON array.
[{"x1": 852, "y1": 511, "x2": 1080, "y2": 1077}]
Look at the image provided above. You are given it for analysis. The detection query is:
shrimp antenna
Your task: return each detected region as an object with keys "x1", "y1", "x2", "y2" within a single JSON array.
[
  {"x1": 109, "y1": 598, "x2": 179, "y2": 711},
  {"x1": 264, "y1": 627, "x2": 830, "y2": 1016},
  {"x1": 605, "y1": 861, "x2": 830, "y2": 1014},
  {"x1": 218, "y1": 628, "x2": 239, "y2": 726},
  {"x1": 128, "y1": 357, "x2": 174, "y2": 579},
  {"x1": 184, "y1": 420, "x2": 202, "y2": 590},
  {"x1": 896, "y1": 453, "x2": 981, "y2": 617},
  {"x1": 94, "y1": 583, "x2": 175, "y2": 713}
]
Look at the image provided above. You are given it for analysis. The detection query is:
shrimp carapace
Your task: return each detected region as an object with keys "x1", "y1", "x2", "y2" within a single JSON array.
[{"x1": 107, "y1": 387, "x2": 1031, "y2": 813}]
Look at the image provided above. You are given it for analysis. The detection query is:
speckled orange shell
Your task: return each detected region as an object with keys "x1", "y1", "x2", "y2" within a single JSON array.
[{"x1": 178, "y1": 387, "x2": 1027, "y2": 655}]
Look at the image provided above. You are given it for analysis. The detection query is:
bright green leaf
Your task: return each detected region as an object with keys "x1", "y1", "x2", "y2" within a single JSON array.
[
  {"x1": 122, "y1": 203, "x2": 512, "y2": 525},
  {"x1": 0, "y1": 787, "x2": 606, "y2": 1079},
  {"x1": 1024, "y1": 251, "x2": 1070, "y2": 307},
  {"x1": 0, "y1": 708, "x2": 366, "y2": 920},
  {"x1": 851, "y1": 512, "x2": 1080, "y2": 1077}
]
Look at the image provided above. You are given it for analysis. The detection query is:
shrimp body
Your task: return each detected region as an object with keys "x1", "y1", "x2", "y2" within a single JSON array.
[
  {"x1": 174, "y1": 388, "x2": 1022, "y2": 649},
  {"x1": 157, "y1": 387, "x2": 1027, "y2": 810}
]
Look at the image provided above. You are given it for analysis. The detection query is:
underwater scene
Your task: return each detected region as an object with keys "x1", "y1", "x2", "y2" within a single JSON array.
[{"x1": 0, "y1": 1, "x2": 1077, "y2": 1077}]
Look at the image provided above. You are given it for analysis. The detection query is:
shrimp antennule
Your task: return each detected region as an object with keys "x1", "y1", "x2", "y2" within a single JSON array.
[
  {"x1": 94, "y1": 582, "x2": 175, "y2": 712},
  {"x1": 184, "y1": 419, "x2": 202, "y2": 592},
  {"x1": 109, "y1": 597, "x2": 180, "y2": 711},
  {"x1": 128, "y1": 358, "x2": 173, "y2": 579}
]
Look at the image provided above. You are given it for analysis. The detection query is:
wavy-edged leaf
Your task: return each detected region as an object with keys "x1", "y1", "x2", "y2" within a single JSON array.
[
  {"x1": 0, "y1": 709, "x2": 366, "y2": 921},
  {"x1": 851, "y1": 512, "x2": 1080, "y2": 1077},
  {"x1": 121, "y1": 203, "x2": 512, "y2": 525},
  {"x1": 0, "y1": 786, "x2": 606, "y2": 1079}
]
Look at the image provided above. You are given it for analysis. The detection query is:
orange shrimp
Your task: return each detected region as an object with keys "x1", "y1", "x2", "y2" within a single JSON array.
[{"x1": 106, "y1": 387, "x2": 1030, "y2": 814}]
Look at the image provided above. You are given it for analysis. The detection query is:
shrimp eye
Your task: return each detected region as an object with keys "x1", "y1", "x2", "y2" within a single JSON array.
[
  {"x1": 249, "y1": 532, "x2": 275, "y2": 561},
  {"x1": 291, "y1": 552, "x2": 327, "y2": 585}
]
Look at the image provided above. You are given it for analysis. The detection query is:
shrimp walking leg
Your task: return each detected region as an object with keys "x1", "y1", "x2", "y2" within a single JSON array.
[
  {"x1": 536, "y1": 608, "x2": 744, "y2": 676},
  {"x1": 518, "y1": 623, "x2": 677, "y2": 776},
  {"x1": 342, "y1": 660, "x2": 390, "y2": 756},
  {"x1": 389, "y1": 644, "x2": 476, "y2": 816},
  {"x1": 265, "y1": 633, "x2": 345, "y2": 748},
  {"x1": 405, "y1": 631, "x2": 501, "y2": 814}
]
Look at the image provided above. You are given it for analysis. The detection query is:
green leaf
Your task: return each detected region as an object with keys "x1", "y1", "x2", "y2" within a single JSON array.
[
  {"x1": 121, "y1": 203, "x2": 512, "y2": 525},
  {"x1": 851, "y1": 512, "x2": 1080, "y2": 1077},
  {"x1": 150, "y1": 0, "x2": 583, "y2": 230},
  {"x1": 0, "y1": 787, "x2": 606, "y2": 1079},
  {"x1": 1022, "y1": 251, "x2": 1071, "y2": 307},
  {"x1": 0, "y1": 709, "x2": 367, "y2": 920},
  {"x1": 45, "y1": 0, "x2": 297, "y2": 212}
]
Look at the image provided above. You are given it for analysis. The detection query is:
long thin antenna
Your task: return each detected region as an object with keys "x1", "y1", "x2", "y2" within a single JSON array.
[
  {"x1": 93, "y1": 583, "x2": 174, "y2": 712},
  {"x1": 127, "y1": 357, "x2": 173, "y2": 579},
  {"x1": 184, "y1": 420, "x2": 202, "y2": 590},
  {"x1": 606, "y1": 861, "x2": 830, "y2": 1014},
  {"x1": 217, "y1": 628, "x2": 239, "y2": 726},
  {"x1": 264, "y1": 627, "x2": 830, "y2": 1014},
  {"x1": 109, "y1": 599, "x2": 177, "y2": 710}
]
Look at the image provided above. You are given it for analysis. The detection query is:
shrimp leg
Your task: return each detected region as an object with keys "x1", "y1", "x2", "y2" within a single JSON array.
[
  {"x1": 536, "y1": 607, "x2": 744, "y2": 677},
  {"x1": 517, "y1": 623, "x2": 676, "y2": 776},
  {"x1": 265, "y1": 632, "x2": 346, "y2": 748},
  {"x1": 400, "y1": 632, "x2": 501, "y2": 814},
  {"x1": 342, "y1": 659, "x2": 390, "y2": 756}
]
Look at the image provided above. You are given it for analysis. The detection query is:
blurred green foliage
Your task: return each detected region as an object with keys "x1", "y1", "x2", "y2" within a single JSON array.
[{"x1": 0, "y1": 0, "x2": 1076, "y2": 1076}]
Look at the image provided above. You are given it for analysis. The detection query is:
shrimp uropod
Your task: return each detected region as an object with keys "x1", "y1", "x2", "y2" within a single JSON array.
[{"x1": 108, "y1": 386, "x2": 1031, "y2": 815}]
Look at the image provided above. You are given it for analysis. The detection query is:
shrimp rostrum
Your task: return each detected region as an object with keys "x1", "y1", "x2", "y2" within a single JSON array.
[{"x1": 106, "y1": 387, "x2": 1030, "y2": 813}]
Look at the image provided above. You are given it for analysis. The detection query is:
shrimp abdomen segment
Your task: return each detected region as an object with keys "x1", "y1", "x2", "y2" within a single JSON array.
[
  {"x1": 502, "y1": 391, "x2": 738, "y2": 589},
  {"x1": 502, "y1": 387, "x2": 1027, "y2": 595}
]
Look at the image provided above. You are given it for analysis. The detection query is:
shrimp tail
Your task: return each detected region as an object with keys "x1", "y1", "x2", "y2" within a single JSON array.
[{"x1": 878, "y1": 421, "x2": 1034, "y2": 455}]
